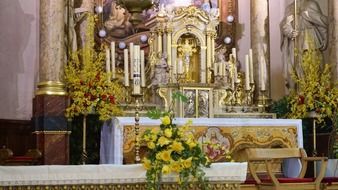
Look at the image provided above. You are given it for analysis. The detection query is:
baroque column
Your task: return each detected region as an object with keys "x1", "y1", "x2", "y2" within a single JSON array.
[
  {"x1": 250, "y1": 0, "x2": 271, "y2": 105},
  {"x1": 33, "y1": 0, "x2": 69, "y2": 164},
  {"x1": 206, "y1": 31, "x2": 212, "y2": 83},
  {"x1": 329, "y1": 0, "x2": 338, "y2": 82},
  {"x1": 166, "y1": 26, "x2": 173, "y2": 80}
]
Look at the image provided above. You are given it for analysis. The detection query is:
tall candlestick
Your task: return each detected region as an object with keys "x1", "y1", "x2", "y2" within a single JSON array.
[
  {"x1": 245, "y1": 54, "x2": 250, "y2": 90},
  {"x1": 105, "y1": 48, "x2": 111, "y2": 80},
  {"x1": 111, "y1": 41, "x2": 116, "y2": 79},
  {"x1": 249, "y1": 49, "x2": 254, "y2": 83},
  {"x1": 140, "y1": 50, "x2": 145, "y2": 87},
  {"x1": 260, "y1": 56, "x2": 266, "y2": 91},
  {"x1": 129, "y1": 43, "x2": 134, "y2": 79},
  {"x1": 124, "y1": 49, "x2": 129, "y2": 86}
]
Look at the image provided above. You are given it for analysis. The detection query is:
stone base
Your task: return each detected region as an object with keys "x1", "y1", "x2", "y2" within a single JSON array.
[{"x1": 32, "y1": 95, "x2": 70, "y2": 164}]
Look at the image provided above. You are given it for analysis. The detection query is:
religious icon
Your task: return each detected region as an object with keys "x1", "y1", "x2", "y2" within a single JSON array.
[{"x1": 198, "y1": 127, "x2": 231, "y2": 161}]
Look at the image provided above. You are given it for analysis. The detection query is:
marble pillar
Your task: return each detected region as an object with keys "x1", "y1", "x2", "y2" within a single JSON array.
[
  {"x1": 78, "y1": 0, "x2": 95, "y2": 49},
  {"x1": 201, "y1": 46, "x2": 207, "y2": 83},
  {"x1": 157, "y1": 29, "x2": 163, "y2": 54},
  {"x1": 250, "y1": 0, "x2": 271, "y2": 105},
  {"x1": 33, "y1": 0, "x2": 69, "y2": 165},
  {"x1": 167, "y1": 28, "x2": 172, "y2": 80},
  {"x1": 329, "y1": 0, "x2": 338, "y2": 82},
  {"x1": 206, "y1": 32, "x2": 212, "y2": 83}
]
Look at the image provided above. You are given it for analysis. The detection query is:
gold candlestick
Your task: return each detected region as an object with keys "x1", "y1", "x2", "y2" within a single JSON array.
[
  {"x1": 81, "y1": 114, "x2": 87, "y2": 165},
  {"x1": 132, "y1": 93, "x2": 143, "y2": 163}
]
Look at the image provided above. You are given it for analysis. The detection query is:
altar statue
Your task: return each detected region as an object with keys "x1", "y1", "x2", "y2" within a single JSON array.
[
  {"x1": 280, "y1": 0, "x2": 328, "y2": 92},
  {"x1": 148, "y1": 53, "x2": 169, "y2": 88},
  {"x1": 178, "y1": 39, "x2": 197, "y2": 82}
]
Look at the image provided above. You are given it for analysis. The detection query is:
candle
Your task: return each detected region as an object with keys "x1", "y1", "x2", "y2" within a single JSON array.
[
  {"x1": 124, "y1": 49, "x2": 129, "y2": 86},
  {"x1": 245, "y1": 54, "x2": 250, "y2": 90},
  {"x1": 129, "y1": 43, "x2": 134, "y2": 79},
  {"x1": 105, "y1": 48, "x2": 111, "y2": 80},
  {"x1": 140, "y1": 50, "x2": 145, "y2": 87},
  {"x1": 260, "y1": 56, "x2": 266, "y2": 91},
  {"x1": 133, "y1": 75, "x2": 141, "y2": 94},
  {"x1": 133, "y1": 45, "x2": 140, "y2": 73},
  {"x1": 111, "y1": 41, "x2": 116, "y2": 79},
  {"x1": 133, "y1": 45, "x2": 141, "y2": 94},
  {"x1": 249, "y1": 49, "x2": 254, "y2": 83},
  {"x1": 232, "y1": 48, "x2": 237, "y2": 63}
]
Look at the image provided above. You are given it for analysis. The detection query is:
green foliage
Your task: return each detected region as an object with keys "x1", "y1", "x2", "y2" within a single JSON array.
[
  {"x1": 146, "y1": 91, "x2": 188, "y2": 120},
  {"x1": 269, "y1": 96, "x2": 290, "y2": 118}
]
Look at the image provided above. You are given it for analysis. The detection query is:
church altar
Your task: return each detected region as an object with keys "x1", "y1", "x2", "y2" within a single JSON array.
[
  {"x1": 100, "y1": 117, "x2": 303, "y2": 165},
  {"x1": 0, "y1": 163, "x2": 247, "y2": 189}
]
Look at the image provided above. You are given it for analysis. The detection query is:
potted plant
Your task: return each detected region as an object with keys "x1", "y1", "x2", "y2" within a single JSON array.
[
  {"x1": 64, "y1": 14, "x2": 123, "y2": 164},
  {"x1": 285, "y1": 44, "x2": 338, "y2": 176}
]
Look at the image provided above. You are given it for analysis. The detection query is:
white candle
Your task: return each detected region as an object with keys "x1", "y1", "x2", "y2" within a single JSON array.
[
  {"x1": 133, "y1": 45, "x2": 140, "y2": 73},
  {"x1": 133, "y1": 45, "x2": 141, "y2": 94},
  {"x1": 124, "y1": 49, "x2": 129, "y2": 86},
  {"x1": 140, "y1": 50, "x2": 145, "y2": 87},
  {"x1": 110, "y1": 41, "x2": 116, "y2": 79},
  {"x1": 133, "y1": 76, "x2": 141, "y2": 94},
  {"x1": 232, "y1": 48, "x2": 237, "y2": 63},
  {"x1": 249, "y1": 49, "x2": 254, "y2": 83},
  {"x1": 260, "y1": 56, "x2": 266, "y2": 91},
  {"x1": 105, "y1": 48, "x2": 111, "y2": 80},
  {"x1": 245, "y1": 54, "x2": 250, "y2": 90},
  {"x1": 129, "y1": 43, "x2": 134, "y2": 79}
]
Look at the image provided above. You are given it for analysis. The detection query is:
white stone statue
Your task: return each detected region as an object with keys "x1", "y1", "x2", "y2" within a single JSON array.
[
  {"x1": 280, "y1": 0, "x2": 328, "y2": 92},
  {"x1": 148, "y1": 53, "x2": 169, "y2": 88}
]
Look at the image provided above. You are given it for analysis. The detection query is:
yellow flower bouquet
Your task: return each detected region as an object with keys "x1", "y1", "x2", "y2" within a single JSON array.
[
  {"x1": 64, "y1": 14, "x2": 122, "y2": 121},
  {"x1": 287, "y1": 45, "x2": 338, "y2": 123},
  {"x1": 142, "y1": 92, "x2": 210, "y2": 190}
]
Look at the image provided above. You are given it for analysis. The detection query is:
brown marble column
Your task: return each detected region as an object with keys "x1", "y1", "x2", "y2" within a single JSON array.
[
  {"x1": 33, "y1": 0, "x2": 69, "y2": 165},
  {"x1": 250, "y1": 0, "x2": 271, "y2": 106},
  {"x1": 329, "y1": 0, "x2": 338, "y2": 82}
]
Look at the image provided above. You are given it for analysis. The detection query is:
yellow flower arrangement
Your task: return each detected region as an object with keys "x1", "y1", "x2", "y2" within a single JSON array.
[
  {"x1": 142, "y1": 92, "x2": 210, "y2": 190},
  {"x1": 287, "y1": 44, "x2": 338, "y2": 123},
  {"x1": 64, "y1": 14, "x2": 122, "y2": 121}
]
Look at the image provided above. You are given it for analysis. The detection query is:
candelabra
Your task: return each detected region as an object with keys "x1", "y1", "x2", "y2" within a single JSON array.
[{"x1": 132, "y1": 93, "x2": 143, "y2": 163}]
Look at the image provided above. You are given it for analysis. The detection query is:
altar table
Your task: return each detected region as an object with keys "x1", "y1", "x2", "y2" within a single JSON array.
[
  {"x1": 0, "y1": 162, "x2": 247, "y2": 189},
  {"x1": 100, "y1": 117, "x2": 303, "y2": 165}
]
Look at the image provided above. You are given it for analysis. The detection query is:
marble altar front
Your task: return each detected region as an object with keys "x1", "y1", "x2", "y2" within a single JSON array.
[{"x1": 100, "y1": 117, "x2": 303, "y2": 165}]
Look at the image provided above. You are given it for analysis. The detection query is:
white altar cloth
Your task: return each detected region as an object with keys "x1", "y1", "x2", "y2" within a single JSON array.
[
  {"x1": 100, "y1": 117, "x2": 303, "y2": 165},
  {"x1": 0, "y1": 162, "x2": 247, "y2": 186}
]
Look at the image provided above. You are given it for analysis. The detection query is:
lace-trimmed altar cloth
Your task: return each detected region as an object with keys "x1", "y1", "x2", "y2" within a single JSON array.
[{"x1": 0, "y1": 163, "x2": 247, "y2": 186}]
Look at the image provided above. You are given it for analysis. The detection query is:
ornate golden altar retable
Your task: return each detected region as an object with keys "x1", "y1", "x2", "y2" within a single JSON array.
[{"x1": 116, "y1": 6, "x2": 272, "y2": 118}]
